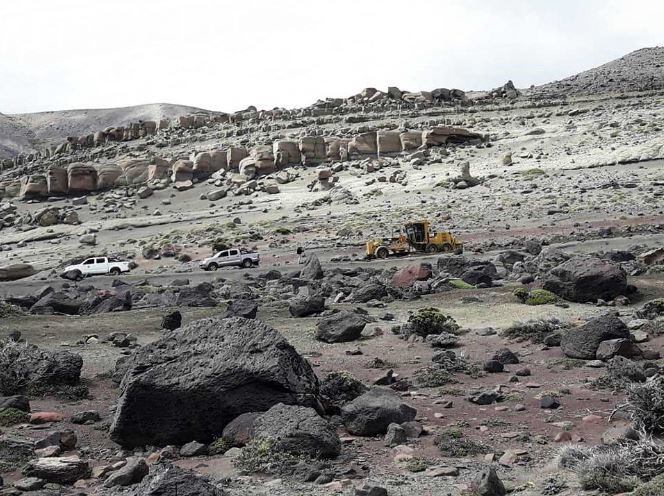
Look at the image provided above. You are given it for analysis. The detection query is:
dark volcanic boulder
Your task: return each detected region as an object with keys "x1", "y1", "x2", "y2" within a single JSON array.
[
  {"x1": 161, "y1": 310, "x2": 182, "y2": 330},
  {"x1": 120, "y1": 464, "x2": 225, "y2": 496},
  {"x1": 253, "y1": 403, "x2": 340, "y2": 458},
  {"x1": 222, "y1": 412, "x2": 261, "y2": 447},
  {"x1": 350, "y1": 282, "x2": 388, "y2": 303},
  {"x1": 175, "y1": 283, "x2": 217, "y2": 307},
  {"x1": 0, "y1": 395, "x2": 30, "y2": 412},
  {"x1": 109, "y1": 317, "x2": 320, "y2": 447},
  {"x1": 225, "y1": 299, "x2": 258, "y2": 319},
  {"x1": 29, "y1": 292, "x2": 81, "y2": 315},
  {"x1": 0, "y1": 339, "x2": 83, "y2": 396},
  {"x1": 289, "y1": 295, "x2": 325, "y2": 317},
  {"x1": 299, "y1": 254, "x2": 324, "y2": 281},
  {"x1": 543, "y1": 256, "x2": 627, "y2": 302},
  {"x1": 79, "y1": 289, "x2": 132, "y2": 315},
  {"x1": 341, "y1": 388, "x2": 417, "y2": 436},
  {"x1": 461, "y1": 268, "x2": 493, "y2": 286},
  {"x1": 315, "y1": 311, "x2": 367, "y2": 343},
  {"x1": 561, "y1": 313, "x2": 630, "y2": 359}
]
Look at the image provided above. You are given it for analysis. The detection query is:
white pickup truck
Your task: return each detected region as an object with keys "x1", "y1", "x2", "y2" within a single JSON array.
[
  {"x1": 61, "y1": 257, "x2": 132, "y2": 279},
  {"x1": 199, "y1": 248, "x2": 260, "y2": 270}
]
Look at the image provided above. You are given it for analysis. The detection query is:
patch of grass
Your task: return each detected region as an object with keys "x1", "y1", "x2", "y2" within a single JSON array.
[
  {"x1": 234, "y1": 438, "x2": 304, "y2": 476},
  {"x1": 502, "y1": 318, "x2": 565, "y2": 344},
  {"x1": 522, "y1": 167, "x2": 546, "y2": 176},
  {"x1": 514, "y1": 288, "x2": 558, "y2": 305},
  {"x1": 414, "y1": 367, "x2": 458, "y2": 387},
  {"x1": 0, "y1": 407, "x2": 29, "y2": 426},
  {"x1": 448, "y1": 279, "x2": 474, "y2": 289},
  {"x1": 633, "y1": 474, "x2": 664, "y2": 496},
  {"x1": 208, "y1": 437, "x2": 233, "y2": 455},
  {"x1": 436, "y1": 430, "x2": 489, "y2": 457},
  {"x1": 408, "y1": 308, "x2": 460, "y2": 337},
  {"x1": 558, "y1": 441, "x2": 664, "y2": 494},
  {"x1": 626, "y1": 376, "x2": 664, "y2": 434},
  {"x1": 404, "y1": 457, "x2": 428, "y2": 473}
]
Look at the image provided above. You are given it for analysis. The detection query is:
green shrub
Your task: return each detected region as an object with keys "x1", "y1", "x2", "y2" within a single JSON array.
[
  {"x1": 514, "y1": 288, "x2": 558, "y2": 305},
  {"x1": 233, "y1": 438, "x2": 302, "y2": 475},
  {"x1": 414, "y1": 367, "x2": 457, "y2": 387},
  {"x1": 408, "y1": 308, "x2": 460, "y2": 337},
  {"x1": 633, "y1": 474, "x2": 664, "y2": 496},
  {"x1": 436, "y1": 430, "x2": 489, "y2": 457},
  {"x1": 208, "y1": 437, "x2": 233, "y2": 455},
  {"x1": 522, "y1": 168, "x2": 546, "y2": 176},
  {"x1": 502, "y1": 318, "x2": 564, "y2": 343},
  {"x1": 274, "y1": 227, "x2": 291, "y2": 235},
  {"x1": 0, "y1": 407, "x2": 29, "y2": 426},
  {"x1": 404, "y1": 457, "x2": 428, "y2": 473},
  {"x1": 448, "y1": 279, "x2": 474, "y2": 289}
]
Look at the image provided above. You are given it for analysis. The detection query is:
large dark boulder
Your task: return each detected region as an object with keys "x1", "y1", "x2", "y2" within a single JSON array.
[
  {"x1": 252, "y1": 403, "x2": 340, "y2": 458},
  {"x1": 543, "y1": 256, "x2": 628, "y2": 302},
  {"x1": 109, "y1": 317, "x2": 320, "y2": 447},
  {"x1": 289, "y1": 295, "x2": 325, "y2": 317},
  {"x1": 161, "y1": 310, "x2": 182, "y2": 330},
  {"x1": 0, "y1": 339, "x2": 83, "y2": 396},
  {"x1": 349, "y1": 282, "x2": 388, "y2": 303},
  {"x1": 79, "y1": 289, "x2": 132, "y2": 315},
  {"x1": 114, "y1": 464, "x2": 225, "y2": 496},
  {"x1": 299, "y1": 254, "x2": 324, "y2": 281},
  {"x1": 315, "y1": 311, "x2": 367, "y2": 343},
  {"x1": 0, "y1": 395, "x2": 30, "y2": 412},
  {"x1": 29, "y1": 292, "x2": 81, "y2": 315},
  {"x1": 561, "y1": 313, "x2": 630, "y2": 359},
  {"x1": 341, "y1": 388, "x2": 417, "y2": 436},
  {"x1": 222, "y1": 412, "x2": 261, "y2": 447},
  {"x1": 320, "y1": 372, "x2": 368, "y2": 414},
  {"x1": 175, "y1": 283, "x2": 217, "y2": 307},
  {"x1": 224, "y1": 299, "x2": 258, "y2": 319}
]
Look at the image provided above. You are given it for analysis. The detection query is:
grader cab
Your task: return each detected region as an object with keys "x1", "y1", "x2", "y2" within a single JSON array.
[{"x1": 366, "y1": 220, "x2": 463, "y2": 259}]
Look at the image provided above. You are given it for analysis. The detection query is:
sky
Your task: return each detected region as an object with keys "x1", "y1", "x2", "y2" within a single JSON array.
[{"x1": 0, "y1": 0, "x2": 662, "y2": 114}]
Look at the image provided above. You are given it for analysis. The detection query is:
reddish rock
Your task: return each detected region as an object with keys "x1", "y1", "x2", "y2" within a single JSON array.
[
  {"x1": 391, "y1": 263, "x2": 433, "y2": 288},
  {"x1": 30, "y1": 412, "x2": 64, "y2": 424}
]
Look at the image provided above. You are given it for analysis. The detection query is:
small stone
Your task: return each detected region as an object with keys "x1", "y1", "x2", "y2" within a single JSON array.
[
  {"x1": 554, "y1": 431, "x2": 572, "y2": 442},
  {"x1": 540, "y1": 395, "x2": 560, "y2": 409}
]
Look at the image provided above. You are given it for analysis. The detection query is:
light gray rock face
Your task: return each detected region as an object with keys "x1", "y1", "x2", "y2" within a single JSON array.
[
  {"x1": 110, "y1": 317, "x2": 320, "y2": 447},
  {"x1": 23, "y1": 456, "x2": 91, "y2": 484}
]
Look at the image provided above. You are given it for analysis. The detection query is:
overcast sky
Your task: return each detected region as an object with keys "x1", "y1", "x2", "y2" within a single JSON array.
[{"x1": 1, "y1": 0, "x2": 662, "y2": 114}]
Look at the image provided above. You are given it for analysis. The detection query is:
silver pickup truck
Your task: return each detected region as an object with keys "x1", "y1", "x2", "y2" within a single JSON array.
[{"x1": 199, "y1": 248, "x2": 259, "y2": 270}]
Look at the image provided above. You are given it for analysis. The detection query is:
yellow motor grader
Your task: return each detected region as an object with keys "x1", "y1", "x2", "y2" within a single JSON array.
[{"x1": 366, "y1": 220, "x2": 463, "y2": 259}]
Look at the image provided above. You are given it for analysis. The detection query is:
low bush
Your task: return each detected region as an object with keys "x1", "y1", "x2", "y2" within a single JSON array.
[{"x1": 408, "y1": 308, "x2": 460, "y2": 337}]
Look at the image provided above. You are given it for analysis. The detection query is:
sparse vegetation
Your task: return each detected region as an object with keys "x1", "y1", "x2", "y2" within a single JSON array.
[
  {"x1": 408, "y1": 308, "x2": 460, "y2": 337},
  {"x1": 234, "y1": 438, "x2": 305, "y2": 475},
  {"x1": 0, "y1": 407, "x2": 29, "y2": 426},
  {"x1": 558, "y1": 441, "x2": 664, "y2": 494},
  {"x1": 448, "y1": 279, "x2": 474, "y2": 289},
  {"x1": 208, "y1": 437, "x2": 233, "y2": 455},
  {"x1": 502, "y1": 318, "x2": 565, "y2": 343},
  {"x1": 414, "y1": 366, "x2": 457, "y2": 387},
  {"x1": 514, "y1": 288, "x2": 558, "y2": 305},
  {"x1": 436, "y1": 430, "x2": 489, "y2": 457},
  {"x1": 625, "y1": 376, "x2": 664, "y2": 434},
  {"x1": 404, "y1": 457, "x2": 428, "y2": 472}
]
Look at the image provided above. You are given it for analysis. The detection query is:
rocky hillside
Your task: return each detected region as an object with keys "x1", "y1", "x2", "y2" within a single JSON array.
[
  {"x1": 530, "y1": 46, "x2": 664, "y2": 97},
  {"x1": 0, "y1": 103, "x2": 217, "y2": 160}
]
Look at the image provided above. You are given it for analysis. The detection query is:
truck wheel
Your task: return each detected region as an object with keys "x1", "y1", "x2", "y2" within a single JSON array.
[
  {"x1": 376, "y1": 247, "x2": 389, "y2": 259},
  {"x1": 242, "y1": 259, "x2": 253, "y2": 268},
  {"x1": 208, "y1": 263, "x2": 218, "y2": 271},
  {"x1": 109, "y1": 267, "x2": 121, "y2": 276},
  {"x1": 440, "y1": 243, "x2": 453, "y2": 253},
  {"x1": 426, "y1": 244, "x2": 437, "y2": 254}
]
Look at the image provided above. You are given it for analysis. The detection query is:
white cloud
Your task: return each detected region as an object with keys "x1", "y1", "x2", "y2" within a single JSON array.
[{"x1": 0, "y1": 0, "x2": 661, "y2": 114}]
